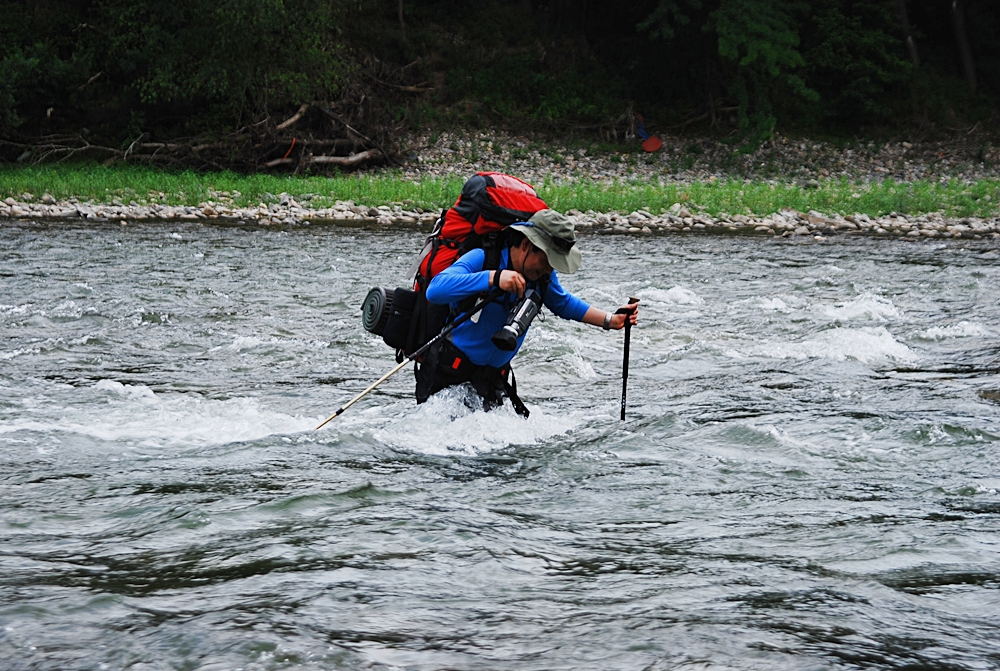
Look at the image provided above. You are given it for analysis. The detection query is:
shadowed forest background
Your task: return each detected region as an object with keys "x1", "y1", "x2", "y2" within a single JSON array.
[{"x1": 2, "y1": 0, "x2": 997, "y2": 169}]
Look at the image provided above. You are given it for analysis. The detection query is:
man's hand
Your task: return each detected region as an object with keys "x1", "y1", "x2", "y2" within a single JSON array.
[
  {"x1": 497, "y1": 269, "x2": 527, "y2": 298},
  {"x1": 610, "y1": 302, "x2": 639, "y2": 330}
]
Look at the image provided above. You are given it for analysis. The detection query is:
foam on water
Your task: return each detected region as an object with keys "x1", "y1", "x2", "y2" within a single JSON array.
[
  {"x1": 1, "y1": 347, "x2": 40, "y2": 361},
  {"x1": 914, "y1": 321, "x2": 991, "y2": 340},
  {"x1": 639, "y1": 286, "x2": 705, "y2": 305},
  {"x1": 94, "y1": 378, "x2": 157, "y2": 399},
  {"x1": 813, "y1": 292, "x2": 901, "y2": 322},
  {"x1": 753, "y1": 296, "x2": 791, "y2": 312},
  {"x1": 371, "y1": 386, "x2": 581, "y2": 456},
  {"x1": 213, "y1": 335, "x2": 331, "y2": 352},
  {"x1": 1, "y1": 334, "x2": 100, "y2": 360},
  {"x1": 0, "y1": 379, "x2": 314, "y2": 449},
  {"x1": 741, "y1": 326, "x2": 916, "y2": 364},
  {"x1": 0, "y1": 303, "x2": 31, "y2": 316}
]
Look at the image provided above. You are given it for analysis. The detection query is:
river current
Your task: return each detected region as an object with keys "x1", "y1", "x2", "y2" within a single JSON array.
[{"x1": 2, "y1": 220, "x2": 999, "y2": 670}]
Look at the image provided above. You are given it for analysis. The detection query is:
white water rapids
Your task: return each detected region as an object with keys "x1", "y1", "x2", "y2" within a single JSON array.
[{"x1": 2, "y1": 220, "x2": 1000, "y2": 670}]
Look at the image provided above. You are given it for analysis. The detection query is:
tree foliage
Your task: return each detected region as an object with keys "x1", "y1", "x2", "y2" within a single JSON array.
[
  {"x1": 803, "y1": 0, "x2": 912, "y2": 124},
  {"x1": 639, "y1": 0, "x2": 924, "y2": 142},
  {"x1": 711, "y1": 0, "x2": 817, "y2": 144},
  {"x1": 1, "y1": 0, "x2": 348, "y2": 138},
  {"x1": 0, "y1": 0, "x2": 997, "y2": 152}
]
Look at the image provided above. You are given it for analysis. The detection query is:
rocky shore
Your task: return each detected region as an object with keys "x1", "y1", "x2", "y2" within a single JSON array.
[
  {"x1": 3, "y1": 129, "x2": 999, "y2": 239},
  {"x1": 400, "y1": 129, "x2": 1000, "y2": 186},
  {"x1": 4, "y1": 191, "x2": 999, "y2": 240}
]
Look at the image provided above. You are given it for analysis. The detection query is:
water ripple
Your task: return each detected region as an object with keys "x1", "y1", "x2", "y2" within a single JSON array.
[{"x1": 1, "y1": 223, "x2": 999, "y2": 670}]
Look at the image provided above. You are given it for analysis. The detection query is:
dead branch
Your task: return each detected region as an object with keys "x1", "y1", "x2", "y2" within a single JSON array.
[
  {"x1": 3, "y1": 79, "x2": 401, "y2": 172},
  {"x1": 310, "y1": 149, "x2": 383, "y2": 166},
  {"x1": 380, "y1": 82, "x2": 434, "y2": 93},
  {"x1": 318, "y1": 105, "x2": 396, "y2": 166},
  {"x1": 263, "y1": 149, "x2": 383, "y2": 169},
  {"x1": 277, "y1": 103, "x2": 310, "y2": 130},
  {"x1": 78, "y1": 72, "x2": 103, "y2": 91}
]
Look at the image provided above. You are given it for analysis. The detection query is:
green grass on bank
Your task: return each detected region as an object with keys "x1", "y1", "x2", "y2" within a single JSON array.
[{"x1": 2, "y1": 164, "x2": 999, "y2": 219}]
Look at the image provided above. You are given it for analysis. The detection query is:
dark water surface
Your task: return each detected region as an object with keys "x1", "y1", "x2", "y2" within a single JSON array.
[{"x1": 2, "y1": 221, "x2": 1000, "y2": 670}]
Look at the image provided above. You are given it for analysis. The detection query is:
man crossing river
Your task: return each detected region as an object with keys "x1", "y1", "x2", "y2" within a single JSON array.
[{"x1": 417, "y1": 209, "x2": 639, "y2": 416}]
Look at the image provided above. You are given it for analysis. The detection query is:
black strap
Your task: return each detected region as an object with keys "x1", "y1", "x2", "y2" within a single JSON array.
[
  {"x1": 415, "y1": 341, "x2": 530, "y2": 418},
  {"x1": 482, "y1": 230, "x2": 503, "y2": 271},
  {"x1": 502, "y1": 368, "x2": 530, "y2": 418},
  {"x1": 414, "y1": 339, "x2": 443, "y2": 404}
]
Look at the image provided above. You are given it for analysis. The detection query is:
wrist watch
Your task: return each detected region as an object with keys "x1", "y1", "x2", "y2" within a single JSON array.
[{"x1": 603, "y1": 312, "x2": 612, "y2": 330}]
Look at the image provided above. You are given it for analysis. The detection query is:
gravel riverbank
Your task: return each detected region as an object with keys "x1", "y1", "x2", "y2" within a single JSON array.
[
  {"x1": 3, "y1": 130, "x2": 999, "y2": 239},
  {"x1": 4, "y1": 192, "x2": 999, "y2": 240},
  {"x1": 400, "y1": 128, "x2": 1000, "y2": 185}
]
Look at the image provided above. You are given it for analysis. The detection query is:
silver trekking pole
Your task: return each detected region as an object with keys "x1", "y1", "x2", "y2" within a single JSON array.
[{"x1": 315, "y1": 288, "x2": 503, "y2": 430}]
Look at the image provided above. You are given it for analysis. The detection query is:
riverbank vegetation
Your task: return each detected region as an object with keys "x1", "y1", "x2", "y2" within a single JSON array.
[
  {"x1": 3, "y1": 164, "x2": 997, "y2": 219},
  {"x1": 2, "y1": 1, "x2": 998, "y2": 171}
]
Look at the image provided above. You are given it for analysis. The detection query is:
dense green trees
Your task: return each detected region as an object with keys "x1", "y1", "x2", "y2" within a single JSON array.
[
  {"x1": 631, "y1": 0, "x2": 987, "y2": 139},
  {"x1": 1, "y1": 0, "x2": 996, "y2": 152},
  {"x1": 1, "y1": 0, "x2": 347, "y2": 136}
]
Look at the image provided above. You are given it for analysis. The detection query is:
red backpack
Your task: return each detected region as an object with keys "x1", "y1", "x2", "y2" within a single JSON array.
[
  {"x1": 414, "y1": 172, "x2": 549, "y2": 286},
  {"x1": 377, "y1": 172, "x2": 547, "y2": 359}
]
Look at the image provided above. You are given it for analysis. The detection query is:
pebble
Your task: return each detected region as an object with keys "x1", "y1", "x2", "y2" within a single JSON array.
[
  {"x1": 395, "y1": 128, "x2": 1000, "y2": 186},
  {"x1": 6, "y1": 194, "x2": 993, "y2": 241}
]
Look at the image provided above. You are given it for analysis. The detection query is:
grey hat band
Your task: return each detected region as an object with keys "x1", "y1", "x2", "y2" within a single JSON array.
[{"x1": 518, "y1": 222, "x2": 576, "y2": 252}]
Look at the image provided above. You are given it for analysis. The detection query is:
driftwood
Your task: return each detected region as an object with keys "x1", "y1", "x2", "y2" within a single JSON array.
[
  {"x1": 263, "y1": 149, "x2": 383, "y2": 169},
  {"x1": 1, "y1": 101, "x2": 397, "y2": 173},
  {"x1": 2, "y1": 53, "x2": 425, "y2": 172},
  {"x1": 277, "y1": 103, "x2": 310, "y2": 130},
  {"x1": 310, "y1": 149, "x2": 383, "y2": 166}
]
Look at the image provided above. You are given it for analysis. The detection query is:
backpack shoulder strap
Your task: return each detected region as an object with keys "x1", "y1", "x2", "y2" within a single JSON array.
[{"x1": 482, "y1": 231, "x2": 504, "y2": 271}]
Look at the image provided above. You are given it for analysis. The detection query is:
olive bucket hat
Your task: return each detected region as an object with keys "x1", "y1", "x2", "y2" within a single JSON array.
[{"x1": 510, "y1": 209, "x2": 582, "y2": 274}]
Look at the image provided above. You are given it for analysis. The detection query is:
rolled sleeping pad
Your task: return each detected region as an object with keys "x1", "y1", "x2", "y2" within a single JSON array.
[{"x1": 361, "y1": 287, "x2": 393, "y2": 336}]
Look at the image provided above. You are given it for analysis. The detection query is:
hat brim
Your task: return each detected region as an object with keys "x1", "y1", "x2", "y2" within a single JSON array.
[{"x1": 511, "y1": 224, "x2": 582, "y2": 274}]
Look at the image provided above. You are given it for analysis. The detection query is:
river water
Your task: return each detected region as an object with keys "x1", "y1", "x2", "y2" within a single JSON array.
[{"x1": 2, "y1": 220, "x2": 1000, "y2": 671}]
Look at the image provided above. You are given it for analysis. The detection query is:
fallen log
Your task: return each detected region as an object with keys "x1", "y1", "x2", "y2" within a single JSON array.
[
  {"x1": 263, "y1": 148, "x2": 383, "y2": 169},
  {"x1": 309, "y1": 149, "x2": 382, "y2": 166},
  {"x1": 262, "y1": 157, "x2": 295, "y2": 168}
]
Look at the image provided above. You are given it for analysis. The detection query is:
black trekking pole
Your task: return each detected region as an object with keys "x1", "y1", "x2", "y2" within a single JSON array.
[
  {"x1": 618, "y1": 297, "x2": 639, "y2": 421},
  {"x1": 315, "y1": 288, "x2": 504, "y2": 430}
]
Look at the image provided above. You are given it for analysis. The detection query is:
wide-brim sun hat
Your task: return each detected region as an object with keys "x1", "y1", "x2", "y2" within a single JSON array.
[{"x1": 509, "y1": 209, "x2": 582, "y2": 274}]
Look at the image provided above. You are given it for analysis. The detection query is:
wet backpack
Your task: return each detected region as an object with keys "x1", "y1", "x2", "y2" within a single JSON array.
[
  {"x1": 379, "y1": 172, "x2": 548, "y2": 358},
  {"x1": 413, "y1": 172, "x2": 549, "y2": 287}
]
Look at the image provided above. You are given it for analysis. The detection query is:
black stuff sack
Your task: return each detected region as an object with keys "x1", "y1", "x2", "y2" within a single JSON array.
[{"x1": 381, "y1": 287, "x2": 449, "y2": 352}]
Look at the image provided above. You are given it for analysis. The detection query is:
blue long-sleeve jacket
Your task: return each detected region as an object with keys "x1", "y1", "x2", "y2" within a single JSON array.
[{"x1": 425, "y1": 247, "x2": 590, "y2": 367}]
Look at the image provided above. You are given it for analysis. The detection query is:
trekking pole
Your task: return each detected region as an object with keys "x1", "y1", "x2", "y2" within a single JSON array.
[
  {"x1": 315, "y1": 288, "x2": 504, "y2": 430},
  {"x1": 617, "y1": 297, "x2": 639, "y2": 421}
]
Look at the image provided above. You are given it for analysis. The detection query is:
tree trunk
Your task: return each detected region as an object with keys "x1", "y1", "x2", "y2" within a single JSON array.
[
  {"x1": 398, "y1": 0, "x2": 406, "y2": 40},
  {"x1": 896, "y1": 0, "x2": 920, "y2": 67},
  {"x1": 951, "y1": 0, "x2": 976, "y2": 93}
]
